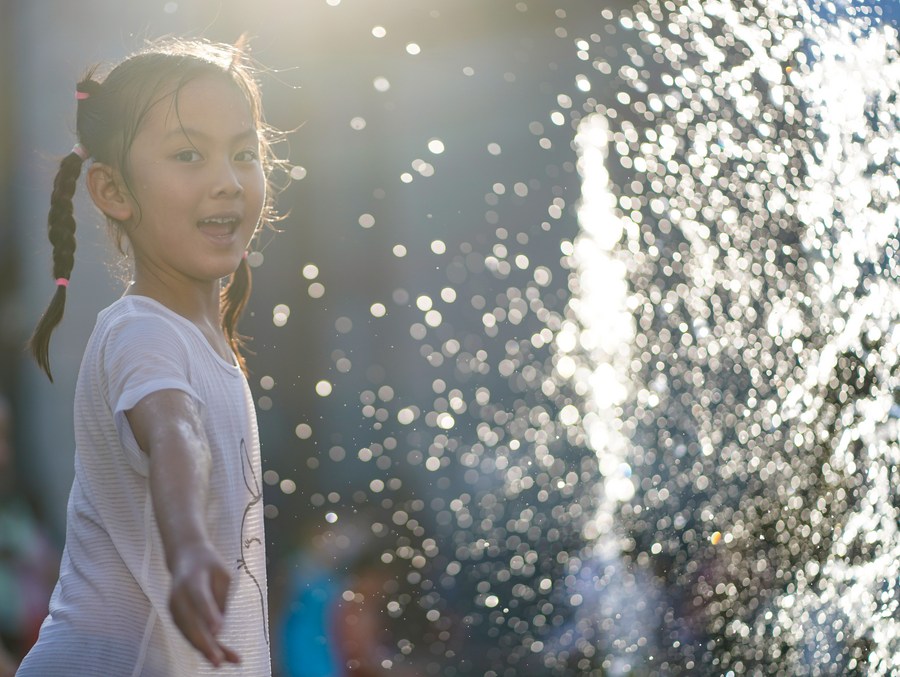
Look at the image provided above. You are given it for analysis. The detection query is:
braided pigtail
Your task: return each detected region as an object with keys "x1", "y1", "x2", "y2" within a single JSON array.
[
  {"x1": 221, "y1": 253, "x2": 252, "y2": 375},
  {"x1": 29, "y1": 149, "x2": 87, "y2": 381}
]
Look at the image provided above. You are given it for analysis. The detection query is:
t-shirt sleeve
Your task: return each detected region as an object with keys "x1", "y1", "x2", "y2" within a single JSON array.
[{"x1": 103, "y1": 311, "x2": 205, "y2": 476}]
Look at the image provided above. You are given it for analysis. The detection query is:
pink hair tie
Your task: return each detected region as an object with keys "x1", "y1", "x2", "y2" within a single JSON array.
[
  {"x1": 55, "y1": 278, "x2": 70, "y2": 288},
  {"x1": 243, "y1": 250, "x2": 249, "y2": 260},
  {"x1": 71, "y1": 143, "x2": 89, "y2": 161},
  {"x1": 75, "y1": 91, "x2": 90, "y2": 100}
]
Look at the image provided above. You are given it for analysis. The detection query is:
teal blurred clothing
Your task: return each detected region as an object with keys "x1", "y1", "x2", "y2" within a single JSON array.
[{"x1": 279, "y1": 555, "x2": 341, "y2": 677}]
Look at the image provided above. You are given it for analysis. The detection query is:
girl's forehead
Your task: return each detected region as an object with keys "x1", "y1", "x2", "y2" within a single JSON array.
[{"x1": 146, "y1": 75, "x2": 256, "y2": 134}]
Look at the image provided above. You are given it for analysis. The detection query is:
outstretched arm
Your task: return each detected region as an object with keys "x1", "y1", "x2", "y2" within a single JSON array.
[{"x1": 126, "y1": 389, "x2": 240, "y2": 668}]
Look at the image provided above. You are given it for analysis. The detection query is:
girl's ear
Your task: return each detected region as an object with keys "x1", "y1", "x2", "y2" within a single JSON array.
[{"x1": 86, "y1": 163, "x2": 133, "y2": 223}]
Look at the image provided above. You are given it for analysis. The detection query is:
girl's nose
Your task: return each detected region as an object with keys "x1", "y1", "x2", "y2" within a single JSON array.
[{"x1": 212, "y1": 158, "x2": 243, "y2": 197}]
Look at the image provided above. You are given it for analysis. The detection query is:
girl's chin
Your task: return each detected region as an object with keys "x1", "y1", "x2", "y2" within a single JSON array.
[{"x1": 201, "y1": 256, "x2": 246, "y2": 282}]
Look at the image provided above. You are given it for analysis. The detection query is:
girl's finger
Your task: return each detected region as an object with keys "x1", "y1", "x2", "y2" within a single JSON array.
[
  {"x1": 173, "y1": 585, "x2": 223, "y2": 659},
  {"x1": 219, "y1": 641, "x2": 241, "y2": 664},
  {"x1": 196, "y1": 630, "x2": 225, "y2": 667},
  {"x1": 176, "y1": 605, "x2": 224, "y2": 667},
  {"x1": 191, "y1": 594, "x2": 238, "y2": 665},
  {"x1": 183, "y1": 574, "x2": 224, "y2": 634},
  {"x1": 210, "y1": 567, "x2": 232, "y2": 618}
]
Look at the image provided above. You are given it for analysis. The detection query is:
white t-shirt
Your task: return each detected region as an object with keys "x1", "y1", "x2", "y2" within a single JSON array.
[{"x1": 18, "y1": 296, "x2": 270, "y2": 677}]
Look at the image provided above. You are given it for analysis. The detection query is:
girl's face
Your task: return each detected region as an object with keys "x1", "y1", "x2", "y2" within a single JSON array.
[{"x1": 119, "y1": 74, "x2": 265, "y2": 286}]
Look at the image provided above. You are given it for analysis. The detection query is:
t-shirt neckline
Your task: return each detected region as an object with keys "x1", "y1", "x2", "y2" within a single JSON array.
[{"x1": 118, "y1": 295, "x2": 241, "y2": 373}]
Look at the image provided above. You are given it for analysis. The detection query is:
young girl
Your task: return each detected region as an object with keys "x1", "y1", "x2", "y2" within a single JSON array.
[{"x1": 18, "y1": 37, "x2": 280, "y2": 676}]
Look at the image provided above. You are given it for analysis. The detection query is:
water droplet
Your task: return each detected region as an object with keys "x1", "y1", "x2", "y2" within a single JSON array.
[{"x1": 272, "y1": 303, "x2": 290, "y2": 327}]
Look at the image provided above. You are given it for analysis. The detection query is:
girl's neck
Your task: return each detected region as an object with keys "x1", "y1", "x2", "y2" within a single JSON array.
[{"x1": 125, "y1": 275, "x2": 221, "y2": 328}]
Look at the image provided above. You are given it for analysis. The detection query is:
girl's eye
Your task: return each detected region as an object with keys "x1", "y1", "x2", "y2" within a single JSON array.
[
  {"x1": 235, "y1": 149, "x2": 260, "y2": 162},
  {"x1": 174, "y1": 149, "x2": 202, "y2": 162}
]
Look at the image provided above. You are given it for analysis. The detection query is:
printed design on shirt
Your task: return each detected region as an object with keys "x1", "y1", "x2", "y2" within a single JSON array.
[{"x1": 237, "y1": 437, "x2": 269, "y2": 645}]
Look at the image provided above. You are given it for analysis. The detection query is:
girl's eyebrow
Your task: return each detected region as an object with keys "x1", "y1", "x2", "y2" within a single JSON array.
[{"x1": 163, "y1": 127, "x2": 259, "y2": 142}]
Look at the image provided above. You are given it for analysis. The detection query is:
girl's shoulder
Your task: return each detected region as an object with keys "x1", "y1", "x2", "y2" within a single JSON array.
[
  {"x1": 92, "y1": 296, "x2": 193, "y2": 356},
  {"x1": 100, "y1": 294, "x2": 183, "y2": 322},
  {"x1": 96, "y1": 295, "x2": 196, "y2": 340}
]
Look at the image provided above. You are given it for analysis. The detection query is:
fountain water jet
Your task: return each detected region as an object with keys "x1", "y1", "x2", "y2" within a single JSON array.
[{"x1": 553, "y1": 0, "x2": 900, "y2": 673}]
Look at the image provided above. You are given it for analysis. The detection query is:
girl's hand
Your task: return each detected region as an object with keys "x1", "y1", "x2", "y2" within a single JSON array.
[{"x1": 168, "y1": 541, "x2": 241, "y2": 667}]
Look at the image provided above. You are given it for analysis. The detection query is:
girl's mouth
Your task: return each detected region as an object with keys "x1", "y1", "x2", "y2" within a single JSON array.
[{"x1": 198, "y1": 216, "x2": 241, "y2": 241}]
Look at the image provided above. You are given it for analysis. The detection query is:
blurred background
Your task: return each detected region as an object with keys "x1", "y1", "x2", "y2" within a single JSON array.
[{"x1": 2, "y1": 1, "x2": 900, "y2": 676}]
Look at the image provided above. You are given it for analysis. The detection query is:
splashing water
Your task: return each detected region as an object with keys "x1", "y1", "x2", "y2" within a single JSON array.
[
  {"x1": 553, "y1": 0, "x2": 900, "y2": 673},
  {"x1": 257, "y1": 0, "x2": 900, "y2": 674}
]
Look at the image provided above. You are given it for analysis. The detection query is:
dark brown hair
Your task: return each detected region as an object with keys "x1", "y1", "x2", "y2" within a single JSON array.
[{"x1": 30, "y1": 37, "x2": 283, "y2": 380}]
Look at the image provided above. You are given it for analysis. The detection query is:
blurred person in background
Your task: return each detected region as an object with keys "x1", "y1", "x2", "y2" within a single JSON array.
[
  {"x1": 275, "y1": 512, "x2": 421, "y2": 677},
  {"x1": 0, "y1": 394, "x2": 58, "y2": 676}
]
